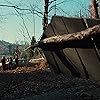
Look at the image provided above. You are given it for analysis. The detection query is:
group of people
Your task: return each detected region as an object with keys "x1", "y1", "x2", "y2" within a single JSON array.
[{"x1": 1, "y1": 56, "x2": 18, "y2": 70}]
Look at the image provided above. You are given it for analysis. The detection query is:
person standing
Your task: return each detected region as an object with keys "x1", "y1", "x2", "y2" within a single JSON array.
[
  {"x1": 9, "y1": 57, "x2": 13, "y2": 70},
  {"x1": 1, "y1": 56, "x2": 6, "y2": 70},
  {"x1": 15, "y1": 56, "x2": 18, "y2": 68}
]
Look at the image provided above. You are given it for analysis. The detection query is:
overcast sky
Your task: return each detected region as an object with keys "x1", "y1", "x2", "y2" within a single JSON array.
[{"x1": 0, "y1": 0, "x2": 90, "y2": 44}]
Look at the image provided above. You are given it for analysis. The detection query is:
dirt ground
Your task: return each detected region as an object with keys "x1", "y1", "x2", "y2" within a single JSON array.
[
  {"x1": 0, "y1": 70, "x2": 100, "y2": 100},
  {"x1": 0, "y1": 59, "x2": 100, "y2": 100}
]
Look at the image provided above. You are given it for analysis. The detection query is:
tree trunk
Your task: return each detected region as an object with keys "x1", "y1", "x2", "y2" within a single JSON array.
[{"x1": 40, "y1": 24, "x2": 100, "y2": 44}]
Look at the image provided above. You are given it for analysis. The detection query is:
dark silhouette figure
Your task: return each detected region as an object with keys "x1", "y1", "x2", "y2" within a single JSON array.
[
  {"x1": 9, "y1": 57, "x2": 13, "y2": 70},
  {"x1": 31, "y1": 36, "x2": 36, "y2": 45},
  {"x1": 7, "y1": 57, "x2": 9, "y2": 62},
  {"x1": 15, "y1": 56, "x2": 18, "y2": 68},
  {"x1": 1, "y1": 56, "x2": 6, "y2": 70}
]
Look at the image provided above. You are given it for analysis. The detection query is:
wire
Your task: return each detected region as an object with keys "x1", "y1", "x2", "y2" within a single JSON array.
[{"x1": 54, "y1": 0, "x2": 56, "y2": 15}]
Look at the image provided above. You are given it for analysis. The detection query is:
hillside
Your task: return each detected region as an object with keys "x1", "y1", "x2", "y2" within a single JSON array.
[{"x1": 0, "y1": 40, "x2": 26, "y2": 56}]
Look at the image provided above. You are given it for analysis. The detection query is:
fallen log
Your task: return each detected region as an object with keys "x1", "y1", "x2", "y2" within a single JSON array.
[
  {"x1": 25, "y1": 24, "x2": 100, "y2": 50},
  {"x1": 40, "y1": 24, "x2": 100, "y2": 44}
]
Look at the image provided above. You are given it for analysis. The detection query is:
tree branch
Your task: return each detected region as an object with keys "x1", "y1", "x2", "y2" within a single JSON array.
[{"x1": 0, "y1": 4, "x2": 43, "y2": 16}]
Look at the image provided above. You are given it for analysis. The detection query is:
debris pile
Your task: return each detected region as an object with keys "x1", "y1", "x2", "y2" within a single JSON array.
[
  {"x1": 11, "y1": 58, "x2": 48, "y2": 73},
  {"x1": 0, "y1": 57, "x2": 48, "y2": 74}
]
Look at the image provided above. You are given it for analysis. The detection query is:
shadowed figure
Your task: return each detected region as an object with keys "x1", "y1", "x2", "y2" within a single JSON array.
[
  {"x1": 1, "y1": 56, "x2": 6, "y2": 70},
  {"x1": 15, "y1": 56, "x2": 18, "y2": 68},
  {"x1": 9, "y1": 57, "x2": 13, "y2": 70}
]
